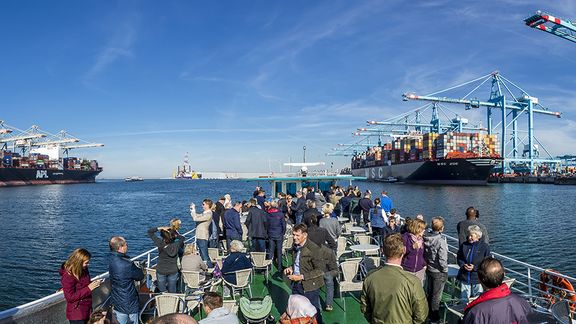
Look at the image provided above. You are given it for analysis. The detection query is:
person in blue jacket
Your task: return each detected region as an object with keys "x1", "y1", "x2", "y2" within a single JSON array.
[
  {"x1": 108, "y1": 236, "x2": 145, "y2": 324},
  {"x1": 224, "y1": 201, "x2": 244, "y2": 251},
  {"x1": 221, "y1": 240, "x2": 252, "y2": 296},
  {"x1": 457, "y1": 225, "x2": 491, "y2": 302},
  {"x1": 266, "y1": 200, "x2": 287, "y2": 273}
]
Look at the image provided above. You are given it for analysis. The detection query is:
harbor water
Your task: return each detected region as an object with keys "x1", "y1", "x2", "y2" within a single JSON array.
[{"x1": 0, "y1": 179, "x2": 574, "y2": 311}]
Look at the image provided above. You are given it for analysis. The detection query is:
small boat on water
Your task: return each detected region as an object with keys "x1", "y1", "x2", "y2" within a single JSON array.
[{"x1": 124, "y1": 176, "x2": 144, "y2": 182}]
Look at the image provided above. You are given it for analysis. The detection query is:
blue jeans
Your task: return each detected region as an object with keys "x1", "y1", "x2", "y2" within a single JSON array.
[
  {"x1": 323, "y1": 273, "x2": 335, "y2": 307},
  {"x1": 295, "y1": 212, "x2": 304, "y2": 225},
  {"x1": 460, "y1": 281, "x2": 483, "y2": 302},
  {"x1": 197, "y1": 239, "x2": 213, "y2": 267},
  {"x1": 113, "y1": 310, "x2": 138, "y2": 324},
  {"x1": 268, "y1": 237, "x2": 283, "y2": 271},
  {"x1": 292, "y1": 281, "x2": 323, "y2": 324},
  {"x1": 157, "y1": 272, "x2": 179, "y2": 293},
  {"x1": 251, "y1": 238, "x2": 266, "y2": 252}
]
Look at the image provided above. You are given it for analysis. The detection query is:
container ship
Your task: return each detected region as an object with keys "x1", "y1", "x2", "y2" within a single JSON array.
[
  {"x1": 351, "y1": 132, "x2": 501, "y2": 185},
  {"x1": 173, "y1": 152, "x2": 202, "y2": 179},
  {"x1": 0, "y1": 121, "x2": 103, "y2": 187}
]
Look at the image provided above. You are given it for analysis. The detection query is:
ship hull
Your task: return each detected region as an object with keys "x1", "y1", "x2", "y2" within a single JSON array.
[
  {"x1": 352, "y1": 158, "x2": 497, "y2": 185},
  {"x1": 0, "y1": 168, "x2": 101, "y2": 187}
]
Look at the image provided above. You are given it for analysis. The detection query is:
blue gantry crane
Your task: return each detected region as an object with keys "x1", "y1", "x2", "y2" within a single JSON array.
[
  {"x1": 402, "y1": 71, "x2": 562, "y2": 173},
  {"x1": 525, "y1": 10, "x2": 576, "y2": 43}
]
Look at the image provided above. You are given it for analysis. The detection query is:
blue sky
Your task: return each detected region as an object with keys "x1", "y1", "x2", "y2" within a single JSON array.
[{"x1": 1, "y1": 0, "x2": 575, "y2": 178}]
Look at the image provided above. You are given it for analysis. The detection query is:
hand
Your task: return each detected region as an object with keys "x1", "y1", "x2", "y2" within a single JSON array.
[
  {"x1": 464, "y1": 264, "x2": 474, "y2": 271},
  {"x1": 288, "y1": 274, "x2": 303, "y2": 282},
  {"x1": 284, "y1": 267, "x2": 293, "y2": 275},
  {"x1": 88, "y1": 279, "x2": 102, "y2": 291}
]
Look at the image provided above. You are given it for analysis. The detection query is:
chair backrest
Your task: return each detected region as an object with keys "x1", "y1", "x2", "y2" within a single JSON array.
[
  {"x1": 250, "y1": 252, "x2": 268, "y2": 267},
  {"x1": 344, "y1": 222, "x2": 354, "y2": 234},
  {"x1": 208, "y1": 248, "x2": 220, "y2": 262},
  {"x1": 235, "y1": 269, "x2": 252, "y2": 287},
  {"x1": 355, "y1": 234, "x2": 371, "y2": 245},
  {"x1": 337, "y1": 236, "x2": 347, "y2": 252},
  {"x1": 340, "y1": 260, "x2": 360, "y2": 282},
  {"x1": 181, "y1": 270, "x2": 200, "y2": 289},
  {"x1": 216, "y1": 257, "x2": 225, "y2": 270},
  {"x1": 223, "y1": 299, "x2": 239, "y2": 314},
  {"x1": 283, "y1": 235, "x2": 294, "y2": 250},
  {"x1": 155, "y1": 293, "x2": 183, "y2": 316},
  {"x1": 364, "y1": 256, "x2": 381, "y2": 269},
  {"x1": 146, "y1": 268, "x2": 157, "y2": 281}
]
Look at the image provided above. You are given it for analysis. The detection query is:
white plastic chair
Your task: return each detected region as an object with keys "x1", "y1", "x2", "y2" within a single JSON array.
[
  {"x1": 250, "y1": 252, "x2": 273, "y2": 283},
  {"x1": 282, "y1": 235, "x2": 294, "y2": 264},
  {"x1": 181, "y1": 270, "x2": 201, "y2": 291},
  {"x1": 338, "y1": 260, "x2": 363, "y2": 311},
  {"x1": 208, "y1": 248, "x2": 220, "y2": 263},
  {"x1": 222, "y1": 269, "x2": 252, "y2": 300}
]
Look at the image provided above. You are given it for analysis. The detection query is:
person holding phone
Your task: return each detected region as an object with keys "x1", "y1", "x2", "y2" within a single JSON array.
[
  {"x1": 457, "y1": 225, "x2": 491, "y2": 302},
  {"x1": 60, "y1": 248, "x2": 101, "y2": 324}
]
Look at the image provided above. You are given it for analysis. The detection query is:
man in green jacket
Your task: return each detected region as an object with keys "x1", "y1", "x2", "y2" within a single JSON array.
[
  {"x1": 284, "y1": 224, "x2": 326, "y2": 324},
  {"x1": 361, "y1": 233, "x2": 428, "y2": 324}
]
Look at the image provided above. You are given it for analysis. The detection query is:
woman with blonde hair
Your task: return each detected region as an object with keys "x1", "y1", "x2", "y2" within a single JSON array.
[
  {"x1": 319, "y1": 203, "x2": 341, "y2": 243},
  {"x1": 401, "y1": 218, "x2": 427, "y2": 284},
  {"x1": 60, "y1": 248, "x2": 102, "y2": 324},
  {"x1": 181, "y1": 243, "x2": 208, "y2": 282},
  {"x1": 190, "y1": 198, "x2": 215, "y2": 267}
]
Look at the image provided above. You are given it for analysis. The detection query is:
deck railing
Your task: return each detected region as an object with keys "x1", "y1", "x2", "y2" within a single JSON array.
[{"x1": 0, "y1": 229, "x2": 196, "y2": 324}]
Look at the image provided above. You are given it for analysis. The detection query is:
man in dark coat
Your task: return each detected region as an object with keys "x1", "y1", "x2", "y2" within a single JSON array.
[
  {"x1": 224, "y1": 201, "x2": 243, "y2": 251},
  {"x1": 358, "y1": 191, "x2": 374, "y2": 225},
  {"x1": 456, "y1": 206, "x2": 489, "y2": 245},
  {"x1": 291, "y1": 191, "x2": 307, "y2": 224},
  {"x1": 108, "y1": 236, "x2": 145, "y2": 324},
  {"x1": 284, "y1": 224, "x2": 326, "y2": 324},
  {"x1": 302, "y1": 200, "x2": 322, "y2": 227},
  {"x1": 305, "y1": 214, "x2": 337, "y2": 251},
  {"x1": 245, "y1": 198, "x2": 268, "y2": 252},
  {"x1": 463, "y1": 257, "x2": 532, "y2": 324},
  {"x1": 266, "y1": 200, "x2": 286, "y2": 272}
]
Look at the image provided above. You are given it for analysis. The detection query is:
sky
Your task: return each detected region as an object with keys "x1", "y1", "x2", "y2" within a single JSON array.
[{"x1": 1, "y1": 0, "x2": 576, "y2": 178}]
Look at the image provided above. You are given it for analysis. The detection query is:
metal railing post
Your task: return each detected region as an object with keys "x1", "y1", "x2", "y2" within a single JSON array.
[{"x1": 527, "y1": 268, "x2": 533, "y2": 303}]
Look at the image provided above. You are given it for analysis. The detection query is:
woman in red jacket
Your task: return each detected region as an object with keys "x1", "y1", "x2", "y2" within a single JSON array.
[{"x1": 60, "y1": 248, "x2": 101, "y2": 324}]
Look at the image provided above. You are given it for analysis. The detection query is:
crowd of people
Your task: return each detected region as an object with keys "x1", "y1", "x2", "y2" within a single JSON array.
[{"x1": 58, "y1": 184, "x2": 535, "y2": 324}]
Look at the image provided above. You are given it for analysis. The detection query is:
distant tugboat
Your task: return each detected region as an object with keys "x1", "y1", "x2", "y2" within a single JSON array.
[{"x1": 173, "y1": 152, "x2": 202, "y2": 179}]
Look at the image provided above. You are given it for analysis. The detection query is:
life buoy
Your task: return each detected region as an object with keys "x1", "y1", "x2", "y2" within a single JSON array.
[{"x1": 540, "y1": 269, "x2": 576, "y2": 312}]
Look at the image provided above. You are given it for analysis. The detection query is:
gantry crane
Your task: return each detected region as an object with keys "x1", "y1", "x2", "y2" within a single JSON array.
[
  {"x1": 403, "y1": 71, "x2": 562, "y2": 173},
  {"x1": 525, "y1": 11, "x2": 576, "y2": 43}
]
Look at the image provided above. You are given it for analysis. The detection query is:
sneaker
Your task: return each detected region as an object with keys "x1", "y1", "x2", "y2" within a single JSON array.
[{"x1": 325, "y1": 305, "x2": 333, "y2": 311}]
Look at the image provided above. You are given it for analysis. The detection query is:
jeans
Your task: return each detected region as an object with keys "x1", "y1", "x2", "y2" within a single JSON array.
[
  {"x1": 292, "y1": 281, "x2": 323, "y2": 324},
  {"x1": 268, "y1": 237, "x2": 283, "y2": 271},
  {"x1": 251, "y1": 238, "x2": 267, "y2": 252},
  {"x1": 352, "y1": 213, "x2": 361, "y2": 225},
  {"x1": 426, "y1": 271, "x2": 447, "y2": 321},
  {"x1": 460, "y1": 281, "x2": 483, "y2": 302},
  {"x1": 197, "y1": 239, "x2": 213, "y2": 268},
  {"x1": 295, "y1": 212, "x2": 304, "y2": 225},
  {"x1": 323, "y1": 273, "x2": 335, "y2": 307},
  {"x1": 157, "y1": 272, "x2": 179, "y2": 293},
  {"x1": 113, "y1": 310, "x2": 138, "y2": 324}
]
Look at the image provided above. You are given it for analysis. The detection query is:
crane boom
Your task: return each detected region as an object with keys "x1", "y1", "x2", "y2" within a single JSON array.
[
  {"x1": 0, "y1": 133, "x2": 46, "y2": 143},
  {"x1": 402, "y1": 93, "x2": 561, "y2": 117},
  {"x1": 16, "y1": 139, "x2": 80, "y2": 147},
  {"x1": 524, "y1": 11, "x2": 576, "y2": 43},
  {"x1": 61, "y1": 143, "x2": 104, "y2": 149}
]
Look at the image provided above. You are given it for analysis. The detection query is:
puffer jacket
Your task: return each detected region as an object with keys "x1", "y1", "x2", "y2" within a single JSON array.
[
  {"x1": 109, "y1": 251, "x2": 145, "y2": 314},
  {"x1": 423, "y1": 231, "x2": 448, "y2": 273},
  {"x1": 60, "y1": 265, "x2": 92, "y2": 320},
  {"x1": 369, "y1": 205, "x2": 386, "y2": 228},
  {"x1": 401, "y1": 232, "x2": 426, "y2": 273}
]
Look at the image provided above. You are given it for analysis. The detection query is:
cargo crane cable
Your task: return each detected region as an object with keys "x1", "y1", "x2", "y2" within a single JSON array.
[{"x1": 539, "y1": 269, "x2": 576, "y2": 312}]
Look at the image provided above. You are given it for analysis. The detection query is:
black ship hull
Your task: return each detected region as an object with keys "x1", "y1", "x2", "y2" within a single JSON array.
[
  {"x1": 351, "y1": 158, "x2": 498, "y2": 185},
  {"x1": 0, "y1": 167, "x2": 102, "y2": 187}
]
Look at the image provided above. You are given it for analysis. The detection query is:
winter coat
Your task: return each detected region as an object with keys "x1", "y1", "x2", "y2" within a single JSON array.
[
  {"x1": 457, "y1": 240, "x2": 491, "y2": 285},
  {"x1": 245, "y1": 206, "x2": 268, "y2": 239},
  {"x1": 256, "y1": 195, "x2": 266, "y2": 209},
  {"x1": 463, "y1": 283, "x2": 532, "y2": 324},
  {"x1": 339, "y1": 195, "x2": 352, "y2": 214},
  {"x1": 401, "y1": 232, "x2": 426, "y2": 273},
  {"x1": 147, "y1": 227, "x2": 183, "y2": 275},
  {"x1": 221, "y1": 252, "x2": 252, "y2": 285},
  {"x1": 191, "y1": 209, "x2": 213, "y2": 240},
  {"x1": 60, "y1": 265, "x2": 92, "y2": 321},
  {"x1": 302, "y1": 208, "x2": 322, "y2": 227},
  {"x1": 267, "y1": 207, "x2": 286, "y2": 239},
  {"x1": 359, "y1": 198, "x2": 374, "y2": 217},
  {"x1": 109, "y1": 251, "x2": 145, "y2": 314},
  {"x1": 292, "y1": 198, "x2": 307, "y2": 214},
  {"x1": 224, "y1": 208, "x2": 243, "y2": 238},
  {"x1": 292, "y1": 239, "x2": 325, "y2": 292},
  {"x1": 369, "y1": 206, "x2": 386, "y2": 229},
  {"x1": 319, "y1": 245, "x2": 339, "y2": 277},
  {"x1": 307, "y1": 225, "x2": 337, "y2": 250},
  {"x1": 423, "y1": 231, "x2": 448, "y2": 273}
]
